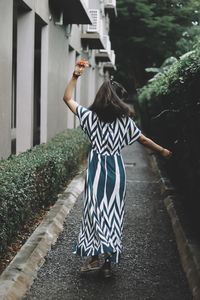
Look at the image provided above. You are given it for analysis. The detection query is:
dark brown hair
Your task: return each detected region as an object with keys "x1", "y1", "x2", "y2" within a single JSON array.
[{"x1": 89, "y1": 80, "x2": 134, "y2": 122}]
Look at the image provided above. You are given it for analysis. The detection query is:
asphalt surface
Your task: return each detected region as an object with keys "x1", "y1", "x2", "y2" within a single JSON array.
[{"x1": 24, "y1": 143, "x2": 191, "y2": 300}]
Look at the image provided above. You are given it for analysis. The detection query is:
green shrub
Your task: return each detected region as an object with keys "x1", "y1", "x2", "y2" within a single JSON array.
[
  {"x1": 137, "y1": 47, "x2": 200, "y2": 227},
  {"x1": 0, "y1": 128, "x2": 90, "y2": 253},
  {"x1": 139, "y1": 49, "x2": 200, "y2": 99}
]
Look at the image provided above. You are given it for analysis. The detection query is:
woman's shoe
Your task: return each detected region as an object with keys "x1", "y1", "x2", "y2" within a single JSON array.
[{"x1": 80, "y1": 258, "x2": 100, "y2": 273}]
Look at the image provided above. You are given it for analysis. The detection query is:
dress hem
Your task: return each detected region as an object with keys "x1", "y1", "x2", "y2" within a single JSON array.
[{"x1": 73, "y1": 245, "x2": 121, "y2": 263}]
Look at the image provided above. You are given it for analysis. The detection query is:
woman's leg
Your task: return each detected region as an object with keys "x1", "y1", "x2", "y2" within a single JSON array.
[{"x1": 101, "y1": 253, "x2": 112, "y2": 278}]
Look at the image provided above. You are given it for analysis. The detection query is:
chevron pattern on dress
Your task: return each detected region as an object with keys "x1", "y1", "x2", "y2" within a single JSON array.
[{"x1": 76, "y1": 105, "x2": 141, "y2": 156}]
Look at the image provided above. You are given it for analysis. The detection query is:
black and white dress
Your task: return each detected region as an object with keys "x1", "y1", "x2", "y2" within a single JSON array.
[{"x1": 74, "y1": 105, "x2": 141, "y2": 263}]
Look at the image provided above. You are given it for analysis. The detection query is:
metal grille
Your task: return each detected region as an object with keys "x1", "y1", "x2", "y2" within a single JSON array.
[{"x1": 87, "y1": 9, "x2": 100, "y2": 33}]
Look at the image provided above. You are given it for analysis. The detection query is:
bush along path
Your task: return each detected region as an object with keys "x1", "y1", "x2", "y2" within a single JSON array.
[
  {"x1": 137, "y1": 46, "x2": 200, "y2": 232},
  {"x1": 23, "y1": 143, "x2": 191, "y2": 300},
  {"x1": 0, "y1": 128, "x2": 89, "y2": 266}
]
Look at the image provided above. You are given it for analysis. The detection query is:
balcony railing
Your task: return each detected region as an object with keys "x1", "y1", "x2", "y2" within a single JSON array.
[{"x1": 81, "y1": 9, "x2": 105, "y2": 49}]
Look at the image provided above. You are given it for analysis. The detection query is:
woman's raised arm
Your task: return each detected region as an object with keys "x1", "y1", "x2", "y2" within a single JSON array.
[{"x1": 63, "y1": 60, "x2": 89, "y2": 114}]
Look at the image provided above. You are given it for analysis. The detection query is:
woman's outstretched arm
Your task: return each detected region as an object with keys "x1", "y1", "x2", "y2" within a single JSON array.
[{"x1": 138, "y1": 134, "x2": 172, "y2": 158}]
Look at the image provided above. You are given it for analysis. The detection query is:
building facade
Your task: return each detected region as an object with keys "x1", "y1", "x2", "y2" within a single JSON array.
[{"x1": 0, "y1": 0, "x2": 116, "y2": 159}]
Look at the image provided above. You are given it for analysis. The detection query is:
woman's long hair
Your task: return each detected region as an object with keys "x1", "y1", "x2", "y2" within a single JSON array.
[{"x1": 89, "y1": 80, "x2": 134, "y2": 122}]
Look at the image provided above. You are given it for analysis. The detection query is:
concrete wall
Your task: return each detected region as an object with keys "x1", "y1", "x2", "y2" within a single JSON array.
[
  {"x1": 21, "y1": 0, "x2": 49, "y2": 23},
  {"x1": 0, "y1": 0, "x2": 13, "y2": 159},
  {"x1": 0, "y1": 0, "x2": 115, "y2": 159},
  {"x1": 16, "y1": 10, "x2": 35, "y2": 153},
  {"x1": 89, "y1": 0, "x2": 100, "y2": 9},
  {"x1": 45, "y1": 20, "x2": 69, "y2": 140},
  {"x1": 66, "y1": 49, "x2": 76, "y2": 129},
  {"x1": 69, "y1": 25, "x2": 82, "y2": 53}
]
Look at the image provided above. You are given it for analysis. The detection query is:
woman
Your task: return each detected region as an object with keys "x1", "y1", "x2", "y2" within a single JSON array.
[{"x1": 63, "y1": 60, "x2": 172, "y2": 278}]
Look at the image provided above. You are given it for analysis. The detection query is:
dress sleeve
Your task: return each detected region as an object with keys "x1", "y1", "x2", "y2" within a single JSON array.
[
  {"x1": 126, "y1": 118, "x2": 141, "y2": 145},
  {"x1": 76, "y1": 105, "x2": 94, "y2": 137}
]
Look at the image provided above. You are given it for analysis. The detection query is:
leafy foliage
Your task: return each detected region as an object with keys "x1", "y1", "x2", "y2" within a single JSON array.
[
  {"x1": 137, "y1": 47, "x2": 200, "y2": 226},
  {"x1": 176, "y1": 25, "x2": 200, "y2": 56},
  {"x1": 0, "y1": 128, "x2": 89, "y2": 254},
  {"x1": 145, "y1": 57, "x2": 178, "y2": 79},
  {"x1": 111, "y1": 0, "x2": 200, "y2": 92}
]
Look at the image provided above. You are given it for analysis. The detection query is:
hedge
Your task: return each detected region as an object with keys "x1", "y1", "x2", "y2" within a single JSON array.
[
  {"x1": 138, "y1": 47, "x2": 200, "y2": 228},
  {"x1": 0, "y1": 128, "x2": 90, "y2": 254}
]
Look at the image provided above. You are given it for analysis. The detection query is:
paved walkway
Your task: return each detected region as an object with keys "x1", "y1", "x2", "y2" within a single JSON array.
[{"x1": 24, "y1": 143, "x2": 191, "y2": 300}]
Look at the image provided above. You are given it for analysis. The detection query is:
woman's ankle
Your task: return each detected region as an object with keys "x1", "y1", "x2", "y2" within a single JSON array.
[
  {"x1": 104, "y1": 254, "x2": 112, "y2": 265},
  {"x1": 105, "y1": 257, "x2": 111, "y2": 264}
]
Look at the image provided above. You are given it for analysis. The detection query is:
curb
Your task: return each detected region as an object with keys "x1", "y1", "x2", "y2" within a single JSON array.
[
  {"x1": 0, "y1": 172, "x2": 85, "y2": 300},
  {"x1": 150, "y1": 153, "x2": 200, "y2": 300}
]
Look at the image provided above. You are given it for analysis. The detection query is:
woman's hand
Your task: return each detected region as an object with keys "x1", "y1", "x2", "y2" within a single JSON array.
[
  {"x1": 73, "y1": 59, "x2": 89, "y2": 78},
  {"x1": 160, "y1": 148, "x2": 172, "y2": 159}
]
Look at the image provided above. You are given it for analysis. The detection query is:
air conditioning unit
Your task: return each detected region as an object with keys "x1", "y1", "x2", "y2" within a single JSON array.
[
  {"x1": 104, "y1": 0, "x2": 116, "y2": 8},
  {"x1": 87, "y1": 9, "x2": 100, "y2": 33}
]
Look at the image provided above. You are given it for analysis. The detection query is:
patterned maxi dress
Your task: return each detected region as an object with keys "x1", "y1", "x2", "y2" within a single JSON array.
[{"x1": 74, "y1": 105, "x2": 141, "y2": 263}]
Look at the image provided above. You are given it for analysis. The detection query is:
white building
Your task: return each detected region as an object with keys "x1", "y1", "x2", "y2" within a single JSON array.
[{"x1": 0, "y1": 0, "x2": 117, "y2": 159}]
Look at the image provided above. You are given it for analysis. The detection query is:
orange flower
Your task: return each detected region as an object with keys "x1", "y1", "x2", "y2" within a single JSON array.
[{"x1": 76, "y1": 59, "x2": 89, "y2": 67}]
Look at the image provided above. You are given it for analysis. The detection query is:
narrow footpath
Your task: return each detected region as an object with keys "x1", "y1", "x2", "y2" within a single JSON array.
[{"x1": 24, "y1": 143, "x2": 191, "y2": 300}]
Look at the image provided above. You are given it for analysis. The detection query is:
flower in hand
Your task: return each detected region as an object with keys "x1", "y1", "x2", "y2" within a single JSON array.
[
  {"x1": 73, "y1": 59, "x2": 89, "y2": 78},
  {"x1": 76, "y1": 59, "x2": 89, "y2": 68}
]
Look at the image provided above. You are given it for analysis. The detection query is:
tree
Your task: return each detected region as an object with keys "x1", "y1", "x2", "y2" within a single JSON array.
[{"x1": 110, "y1": 0, "x2": 200, "y2": 93}]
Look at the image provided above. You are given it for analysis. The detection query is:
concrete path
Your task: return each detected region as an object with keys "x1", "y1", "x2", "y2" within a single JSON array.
[{"x1": 24, "y1": 143, "x2": 191, "y2": 300}]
